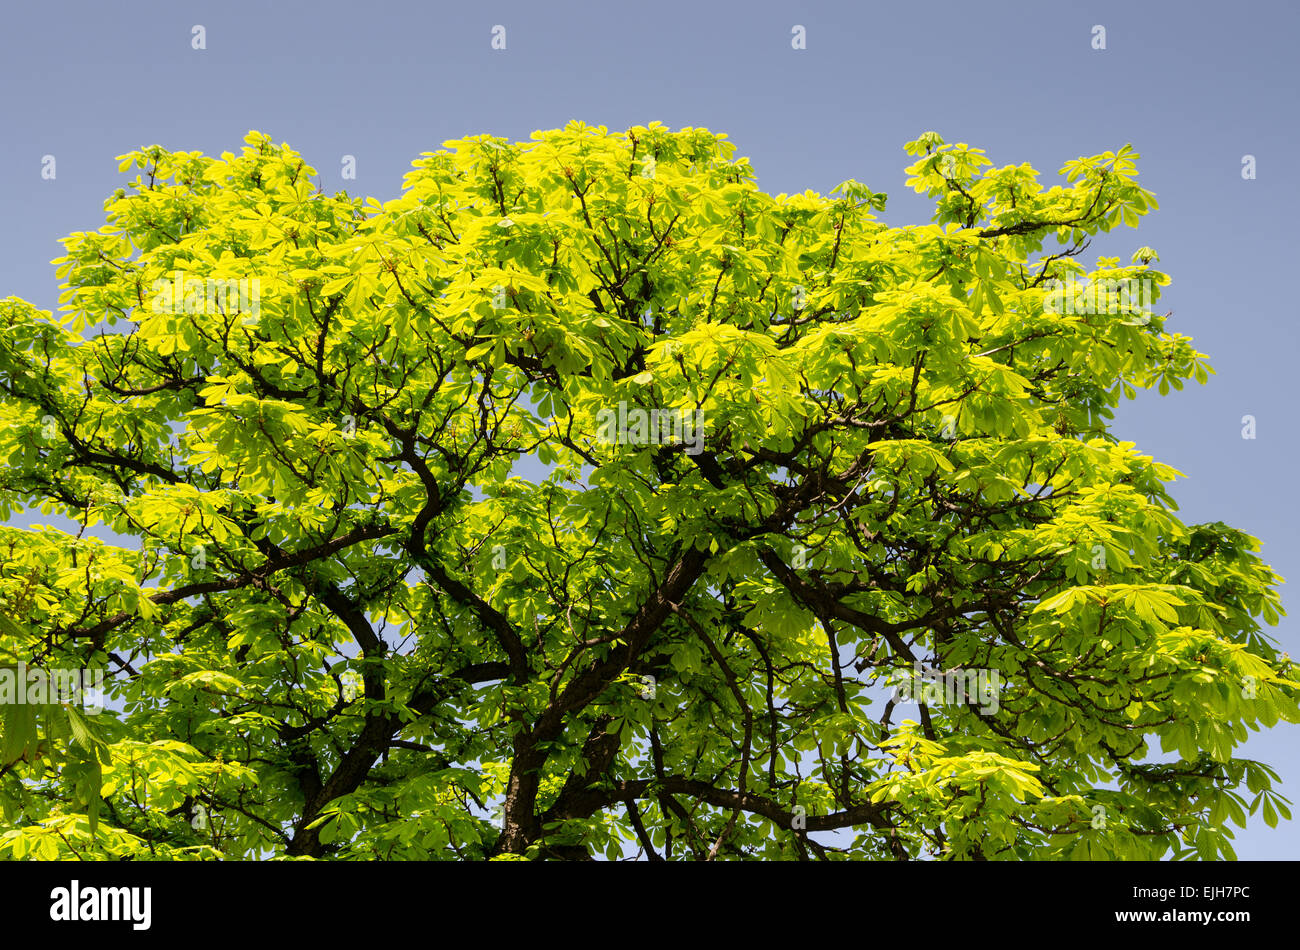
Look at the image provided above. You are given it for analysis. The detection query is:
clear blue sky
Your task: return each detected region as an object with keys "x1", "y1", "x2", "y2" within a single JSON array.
[{"x1": 1, "y1": 0, "x2": 1295, "y2": 858}]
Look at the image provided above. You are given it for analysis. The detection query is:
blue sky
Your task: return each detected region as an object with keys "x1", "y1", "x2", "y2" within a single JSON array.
[{"x1": 1, "y1": 0, "x2": 1296, "y2": 858}]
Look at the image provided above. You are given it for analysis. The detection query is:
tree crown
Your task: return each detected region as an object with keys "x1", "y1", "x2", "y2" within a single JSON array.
[{"x1": 0, "y1": 123, "x2": 1292, "y2": 860}]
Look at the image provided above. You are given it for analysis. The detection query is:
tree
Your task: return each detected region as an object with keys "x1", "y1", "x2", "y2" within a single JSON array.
[{"x1": 0, "y1": 123, "x2": 1293, "y2": 861}]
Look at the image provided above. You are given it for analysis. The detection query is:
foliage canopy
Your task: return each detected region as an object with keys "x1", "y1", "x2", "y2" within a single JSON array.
[{"x1": 0, "y1": 123, "x2": 1293, "y2": 860}]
